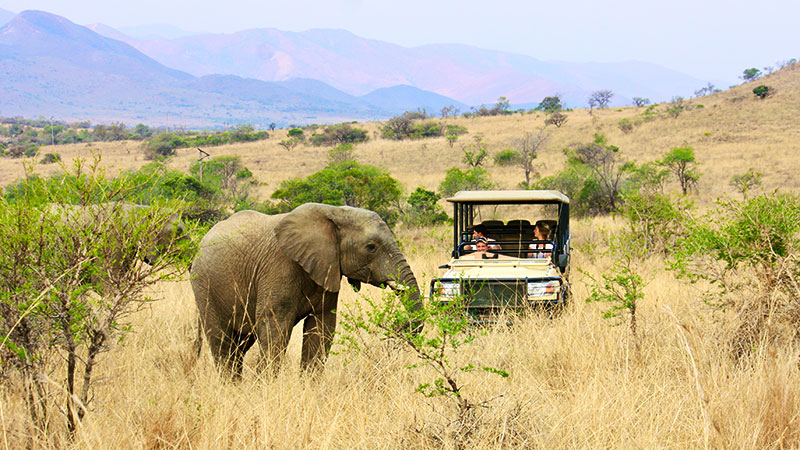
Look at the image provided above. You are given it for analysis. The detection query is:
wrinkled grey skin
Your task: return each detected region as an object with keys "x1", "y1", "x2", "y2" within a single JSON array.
[
  {"x1": 50, "y1": 201, "x2": 188, "y2": 266},
  {"x1": 191, "y1": 203, "x2": 421, "y2": 377}
]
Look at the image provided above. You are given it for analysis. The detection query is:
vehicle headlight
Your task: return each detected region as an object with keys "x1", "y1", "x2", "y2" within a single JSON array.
[
  {"x1": 437, "y1": 281, "x2": 461, "y2": 298},
  {"x1": 527, "y1": 281, "x2": 558, "y2": 298}
]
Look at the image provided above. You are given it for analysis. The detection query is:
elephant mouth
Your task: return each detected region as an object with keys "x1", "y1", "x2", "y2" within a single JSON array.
[{"x1": 386, "y1": 280, "x2": 412, "y2": 292}]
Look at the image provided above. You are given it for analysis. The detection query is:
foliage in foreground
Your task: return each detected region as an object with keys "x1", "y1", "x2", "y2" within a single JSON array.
[
  {"x1": 338, "y1": 289, "x2": 508, "y2": 442},
  {"x1": 0, "y1": 160, "x2": 191, "y2": 437},
  {"x1": 670, "y1": 193, "x2": 800, "y2": 358}
]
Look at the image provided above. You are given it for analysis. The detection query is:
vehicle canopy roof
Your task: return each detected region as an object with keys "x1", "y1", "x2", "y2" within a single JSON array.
[{"x1": 447, "y1": 190, "x2": 570, "y2": 205}]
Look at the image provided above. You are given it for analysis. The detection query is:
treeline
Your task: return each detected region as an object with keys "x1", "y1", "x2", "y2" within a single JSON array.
[{"x1": 0, "y1": 118, "x2": 270, "y2": 160}]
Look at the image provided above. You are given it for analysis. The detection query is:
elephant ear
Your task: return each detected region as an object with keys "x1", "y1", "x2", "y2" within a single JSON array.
[{"x1": 275, "y1": 204, "x2": 341, "y2": 292}]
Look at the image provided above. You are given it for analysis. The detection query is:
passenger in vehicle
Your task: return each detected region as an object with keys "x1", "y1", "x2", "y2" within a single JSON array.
[
  {"x1": 528, "y1": 220, "x2": 554, "y2": 259},
  {"x1": 463, "y1": 224, "x2": 501, "y2": 251},
  {"x1": 463, "y1": 238, "x2": 511, "y2": 259}
]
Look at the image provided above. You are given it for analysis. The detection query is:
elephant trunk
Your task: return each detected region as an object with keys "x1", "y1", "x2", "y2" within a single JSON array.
[{"x1": 386, "y1": 261, "x2": 423, "y2": 333}]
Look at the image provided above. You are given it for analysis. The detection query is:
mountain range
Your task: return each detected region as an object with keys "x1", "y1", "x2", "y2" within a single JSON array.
[{"x1": 0, "y1": 9, "x2": 709, "y2": 127}]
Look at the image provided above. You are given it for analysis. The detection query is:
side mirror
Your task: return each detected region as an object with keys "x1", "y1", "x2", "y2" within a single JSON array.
[{"x1": 557, "y1": 253, "x2": 569, "y2": 268}]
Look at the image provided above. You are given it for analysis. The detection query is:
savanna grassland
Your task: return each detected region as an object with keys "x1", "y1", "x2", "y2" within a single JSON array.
[{"x1": 2, "y1": 64, "x2": 800, "y2": 449}]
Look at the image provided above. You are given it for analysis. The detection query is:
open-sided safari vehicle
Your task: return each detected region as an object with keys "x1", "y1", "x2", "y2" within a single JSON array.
[{"x1": 430, "y1": 190, "x2": 571, "y2": 322}]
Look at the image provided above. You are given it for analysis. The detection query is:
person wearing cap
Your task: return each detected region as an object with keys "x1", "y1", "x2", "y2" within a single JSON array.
[
  {"x1": 463, "y1": 237, "x2": 494, "y2": 259},
  {"x1": 463, "y1": 224, "x2": 500, "y2": 251}
]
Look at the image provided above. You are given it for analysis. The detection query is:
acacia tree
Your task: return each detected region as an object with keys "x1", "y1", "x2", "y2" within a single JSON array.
[
  {"x1": 512, "y1": 129, "x2": 551, "y2": 187},
  {"x1": 535, "y1": 95, "x2": 563, "y2": 113},
  {"x1": 589, "y1": 89, "x2": 614, "y2": 111},
  {"x1": 741, "y1": 67, "x2": 762, "y2": 82},
  {"x1": 660, "y1": 145, "x2": 700, "y2": 195},
  {"x1": 566, "y1": 134, "x2": 632, "y2": 212}
]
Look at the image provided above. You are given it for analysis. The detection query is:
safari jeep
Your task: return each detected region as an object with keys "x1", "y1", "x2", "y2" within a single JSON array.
[{"x1": 430, "y1": 190, "x2": 571, "y2": 322}]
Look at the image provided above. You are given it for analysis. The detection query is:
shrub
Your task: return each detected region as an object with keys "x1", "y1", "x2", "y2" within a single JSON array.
[
  {"x1": 444, "y1": 124, "x2": 468, "y2": 136},
  {"x1": 493, "y1": 148, "x2": 524, "y2": 166},
  {"x1": 39, "y1": 153, "x2": 61, "y2": 164},
  {"x1": 338, "y1": 289, "x2": 508, "y2": 438},
  {"x1": 287, "y1": 127, "x2": 305, "y2": 139},
  {"x1": 731, "y1": 169, "x2": 763, "y2": 198},
  {"x1": 327, "y1": 143, "x2": 356, "y2": 164},
  {"x1": 143, "y1": 132, "x2": 185, "y2": 159},
  {"x1": 381, "y1": 112, "x2": 465, "y2": 140},
  {"x1": 671, "y1": 194, "x2": 800, "y2": 358},
  {"x1": 752, "y1": 85, "x2": 771, "y2": 99},
  {"x1": 409, "y1": 120, "x2": 444, "y2": 139},
  {"x1": 0, "y1": 160, "x2": 189, "y2": 437},
  {"x1": 438, "y1": 167, "x2": 494, "y2": 197},
  {"x1": 279, "y1": 138, "x2": 301, "y2": 151},
  {"x1": 310, "y1": 123, "x2": 368, "y2": 146},
  {"x1": 545, "y1": 111, "x2": 568, "y2": 127},
  {"x1": 641, "y1": 104, "x2": 659, "y2": 121},
  {"x1": 620, "y1": 191, "x2": 691, "y2": 254},
  {"x1": 618, "y1": 118, "x2": 634, "y2": 134},
  {"x1": 271, "y1": 160, "x2": 402, "y2": 226},
  {"x1": 402, "y1": 187, "x2": 448, "y2": 226},
  {"x1": 585, "y1": 230, "x2": 648, "y2": 354}
]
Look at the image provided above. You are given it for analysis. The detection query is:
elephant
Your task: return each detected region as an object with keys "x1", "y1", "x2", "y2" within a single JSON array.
[
  {"x1": 190, "y1": 203, "x2": 422, "y2": 377},
  {"x1": 49, "y1": 201, "x2": 190, "y2": 268}
]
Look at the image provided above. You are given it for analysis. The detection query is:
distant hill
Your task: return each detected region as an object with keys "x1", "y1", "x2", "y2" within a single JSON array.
[
  {"x1": 94, "y1": 26, "x2": 708, "y2": 106},
  {"x1": 0, "y1": 8, "x2": 13, "y2": 26},
  {"x1": 117, "y1": 24, "x2": 200, "y2": 40},
  {"x1": 0, "y1": 11, "x2": 463, "y2": 127},
  {"x1": 360, "y1": 85, "x2": 467, "y2": 113}
]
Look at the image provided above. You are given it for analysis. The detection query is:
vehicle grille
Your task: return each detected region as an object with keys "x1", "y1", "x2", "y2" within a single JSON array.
[{"x1": 464, "y1": 280, "x2": 527, "y2": 308}]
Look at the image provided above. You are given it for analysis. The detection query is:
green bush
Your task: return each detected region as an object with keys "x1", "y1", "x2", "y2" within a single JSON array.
[
  {"x1": 0, "y1": 160, "x2": 189, "y2": 437},
  {"x1": 381, "y1": 112, "x2": 466, "y2": 140},
  {"x1": 143, "y1": 133, "x2": 186, "y2": 159},
  {"x1": 338, "y1": 289, "x2": 508, "y2": 433},
  {"x1": 618, "y1": 118, "x2": 634, "y2": 134},
  {"x1": 621, "y1": 191, "x2": 691, "y2": 254},
  {"x1": 671, "y1": 193, "x2": 800, "y2": 358},
  {"x1": 438, "y1": 167, "x2": 494, "y2": 197},
  {"x1": 730, "y1": 169, "x2": 762, "y2": 198},
  {"x1": 39, "y1": 153, "x2": 61, "y2": 164},
  {"x1": 310, "y1": 123, "x2": 368, "y2": 146},
  {"x1": 493, "y1": 148, "x2": 523, "y2": 166},
  {"x1": 402, "y1": 187, "x2": 448, "y2": 226},
  {"x1": 271, "y1": 160, "x2": 402, "y2": 226},
  {"x1": 752, "y1": 85, "x2": 771, "y2": 99},
  {"x1": 327, "y1": 143, "x2": 356, "y2": 164}
]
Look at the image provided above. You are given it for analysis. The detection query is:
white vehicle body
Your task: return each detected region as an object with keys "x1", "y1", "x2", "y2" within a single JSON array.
[{"x1": 431, "y1": 190, "x2": 570, "y2": 320}]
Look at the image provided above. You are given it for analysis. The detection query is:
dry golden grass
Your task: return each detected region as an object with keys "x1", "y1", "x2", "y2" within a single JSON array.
[{"x1": 2, "y1": 66, "x2": 800, "y2": 448}]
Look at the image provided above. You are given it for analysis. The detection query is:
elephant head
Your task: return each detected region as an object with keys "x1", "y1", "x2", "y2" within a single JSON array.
[
  {"x1": 275, "y1": 203, "x2": 422, "y2": 315},
  {"x1": 143, "y1": 211, "x2": 190, "y2": 265}
]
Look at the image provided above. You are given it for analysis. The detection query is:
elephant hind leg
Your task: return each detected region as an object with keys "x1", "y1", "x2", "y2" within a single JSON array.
[{"x1": 206, "y1": 328, "x2": 256, "y2": 380}]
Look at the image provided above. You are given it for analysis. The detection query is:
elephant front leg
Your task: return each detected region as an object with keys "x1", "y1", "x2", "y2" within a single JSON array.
[
  {"x1": 254, "y1": 309, "x2": 294, "y2": 374},
  {"x1": 301, "y1": 291, "x2": 338, "y2": 370}
]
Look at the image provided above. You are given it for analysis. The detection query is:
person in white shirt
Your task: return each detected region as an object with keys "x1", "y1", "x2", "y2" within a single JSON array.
[{"x1": 528, "y1": 221, "x2": 554, "y2": 259}]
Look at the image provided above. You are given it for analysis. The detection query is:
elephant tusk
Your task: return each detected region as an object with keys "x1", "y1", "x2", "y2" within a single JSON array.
[{"x1": 386, "y1": 280, "x2": 410, "y2": 291}]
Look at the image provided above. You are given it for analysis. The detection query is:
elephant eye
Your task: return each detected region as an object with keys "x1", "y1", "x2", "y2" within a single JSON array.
[{"x1": 366, "y1": 243, "x2": 378, "y2": 253}]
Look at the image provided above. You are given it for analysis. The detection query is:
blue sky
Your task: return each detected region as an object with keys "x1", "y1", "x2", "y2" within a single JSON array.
[{"x1": 2, "y1": 0, "x2": 797, "y2": 85}]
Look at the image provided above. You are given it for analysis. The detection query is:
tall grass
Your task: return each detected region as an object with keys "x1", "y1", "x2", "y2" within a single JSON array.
[{"x1": 2, "y1": 63, "x2": 800, "y2": 449}]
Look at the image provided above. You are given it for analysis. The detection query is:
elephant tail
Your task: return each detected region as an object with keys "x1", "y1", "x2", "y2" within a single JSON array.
[{"x1": 193, "y1": 316, "x2": 204, "y2": 358}]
